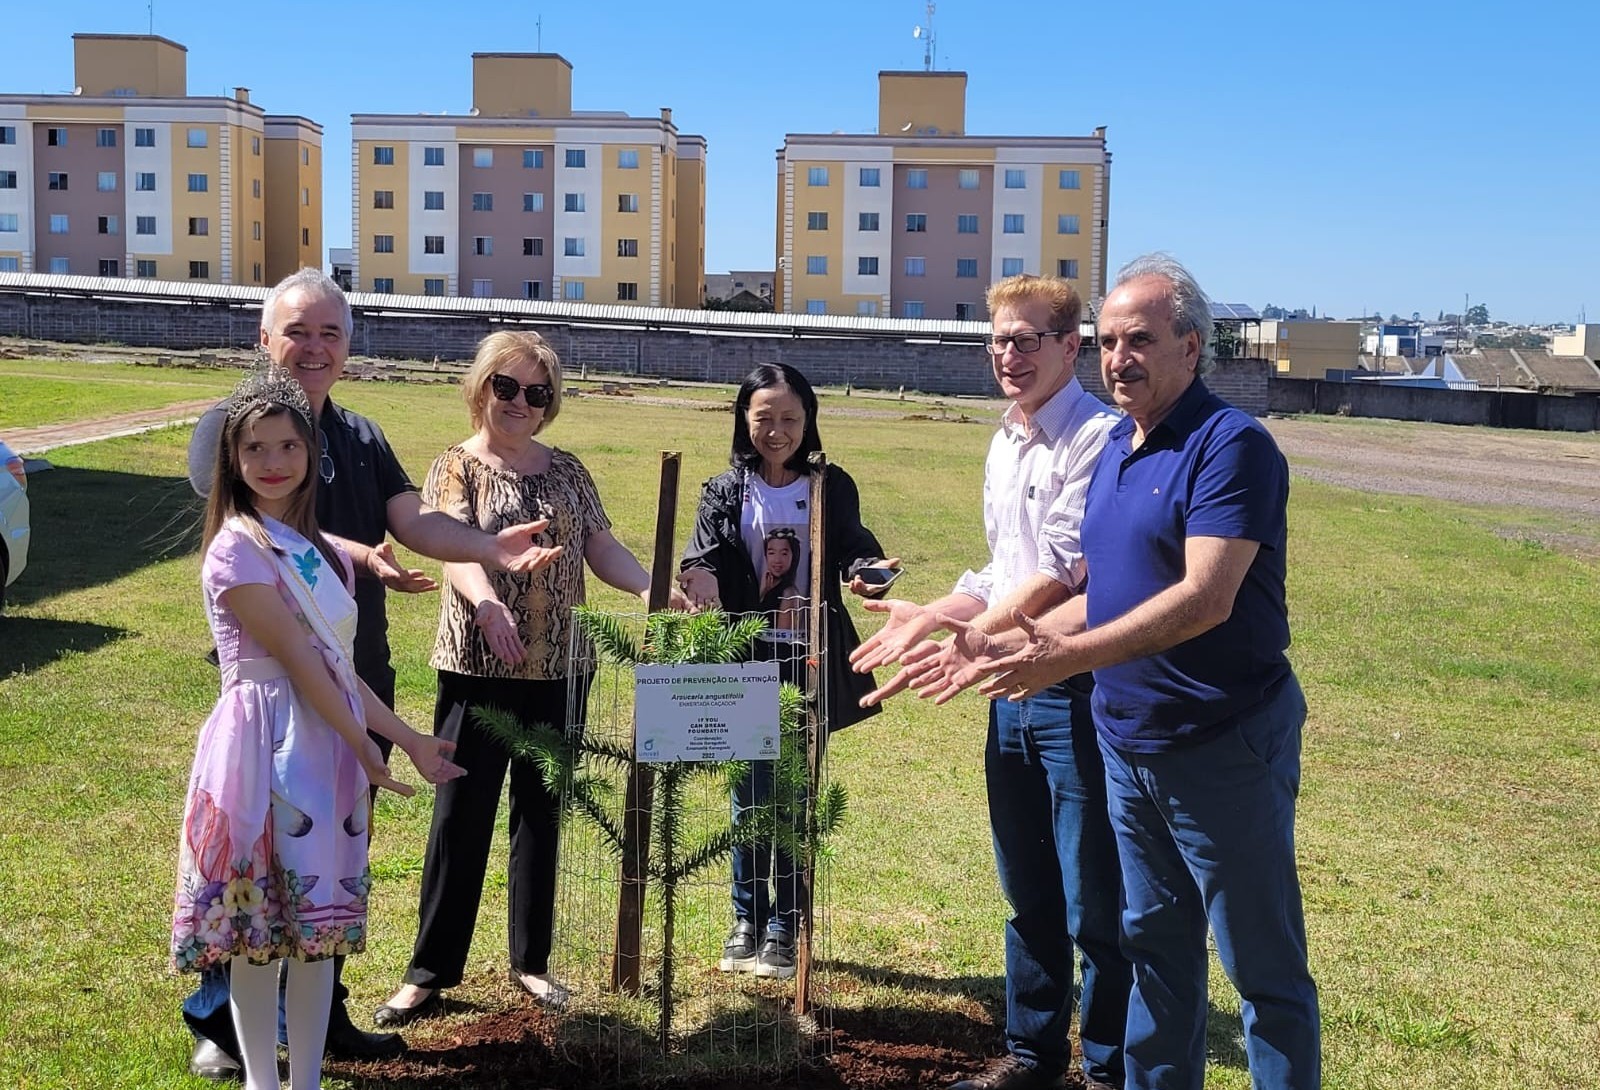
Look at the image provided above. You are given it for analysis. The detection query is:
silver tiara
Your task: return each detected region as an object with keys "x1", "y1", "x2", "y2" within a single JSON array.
[{"x1": 225, "y1": 367, "x2": 314, "y2": 430}]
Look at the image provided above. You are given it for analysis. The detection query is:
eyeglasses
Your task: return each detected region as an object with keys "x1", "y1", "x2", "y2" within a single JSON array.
[
  {"x1": 490, "y1": 374, "x2": 554, "y2": 408},
  {"x1": 984, "y1": 330, "x2": 1072, "y2": 356},
  {"x1": 318, "y1": 430, "x2": 335, "y2": 484}
]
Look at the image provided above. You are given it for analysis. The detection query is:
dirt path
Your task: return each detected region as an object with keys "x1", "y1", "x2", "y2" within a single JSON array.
[{"x1": 8, "y1": 399, "x2": 217, "y2": 455}]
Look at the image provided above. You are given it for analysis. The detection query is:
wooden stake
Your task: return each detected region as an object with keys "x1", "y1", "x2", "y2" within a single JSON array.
[{"x1": 795, "y1": 451, "x2": 828, "y2": 1015}]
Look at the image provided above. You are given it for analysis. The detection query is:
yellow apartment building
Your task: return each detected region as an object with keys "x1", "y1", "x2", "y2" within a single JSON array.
[
  {"x1": 775, "y1": 72, "x2": 1110, "y2": 319},
  {"x1": 1244, "y1": 320, "x2": 1362, "y2": 377},
  {"x1": 351, "y1": 53, "x2": 705, "y2": 307},
  {"x1": 0, "y1": 33, "x2": 320, "y2": 285}
]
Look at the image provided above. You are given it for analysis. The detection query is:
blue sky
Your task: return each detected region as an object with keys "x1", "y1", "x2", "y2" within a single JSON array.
[{"x1": 14, "y1": 1, "x2": 1598, "y2": 323}]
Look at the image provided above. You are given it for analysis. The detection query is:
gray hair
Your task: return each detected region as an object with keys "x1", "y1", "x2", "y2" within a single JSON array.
[
  {"x1": 1113, "y1": 253, "x2": 1215, "y2": 374},
  {"x1": 261, "y1": 267, "x2": 353, "y2": 338}
]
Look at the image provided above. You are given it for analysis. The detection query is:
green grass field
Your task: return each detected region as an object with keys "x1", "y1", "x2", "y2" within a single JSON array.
[{"x1": 0, "y1": 367, "x2": 1596, "y2": 1089}]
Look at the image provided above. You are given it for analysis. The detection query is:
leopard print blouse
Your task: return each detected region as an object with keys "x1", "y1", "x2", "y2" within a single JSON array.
[{"x1": 423, "y1": 444, "x2": 611, "y2": 680}]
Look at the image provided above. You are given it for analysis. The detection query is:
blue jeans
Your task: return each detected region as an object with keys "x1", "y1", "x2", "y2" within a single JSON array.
[
  {"x1": 1099, "y1": 673, "x2": 1320, "y2": 1090},
  {"x1": 730, "y1": 760, "x2": 800, "y2": 937},
  {"x1": 987, "y1": 678, "x2": 1129, "y2": 1085}
]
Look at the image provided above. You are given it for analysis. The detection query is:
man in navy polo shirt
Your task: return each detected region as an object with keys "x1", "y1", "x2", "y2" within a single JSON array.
[{"x1": 927, "y1": 255, "x2": 1319, "y2": 1090}]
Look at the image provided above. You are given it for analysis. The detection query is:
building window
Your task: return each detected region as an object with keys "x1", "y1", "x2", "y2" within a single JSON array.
[
  {"x1": 806, "y1": 255, "x2": 827, "y2": 275},
  {"x1": 424, "y1": 235, "x2": 445, "y2": 254},
  {"x1": 904, "y1": 257, "x2": 925, "y2": 277},
  {"x1": 423, "y1": 278, "x2": 445, "y2": 296},
  {"x1": 0, "y1": 171, "x2": 13, "y2": 189},
  {"x1": 48, "y1": 214, "x2": 69, "y2": 234},
  {"x1": 136, "y1": 260, "x2": 157, "y2": 277},
  {"x1": 905, "y1": 213, "x2": 926, "y2": 233},
  {"x1": 252, "y1": 262, "x2": 262, "y2": 283},
  {"x1": 617, "y1": 281, "x2": 638, "y2": 300},
  {"x1": 565, "y1": 148, "x2": 587, "y2": 168},
  {"x1": 252, "y1": 221, "x2": 261, "y2": 241},
  {"x1": 251, "y1": 136, "x2": 261, "y2": 155},
  {"x1": 903, "y1": 301, "x2": 924, "y2": 318},
  {"x1": 956, "y1": 258, "x2": 978, "y2": 278},
  {"x1": 425, "y1": 146, "x2": 445, "y2": 166},
  {"x1": 523, "y1": 192, "x2": 544, "y2": 212},
  {"x1": 472, "y1": 236, "x2": 493, "y2": 256},
  {"x1": 373, "y1": 234, "x2": 395, "y2": 253},
  {"x1": 564, "y1": 280, "x2": 585, "y2": 300},
  {"x1": 563, "y1": 237, "x2": 584, "y2": 257},
  {"x1": 373, "y1": 190, "x2": 394, "y2": 209},
  {"x1": 252, "y1": 179, "x2": 261, "y2": 198},
  {"x1": 49, "y1": 257, "x2": 70, "y2": 274},
  {"x1": 136, "y1": 172, "x2": 156, "y2": 191},
  {"x1": 1058, "y1": 259, "x2": 1079, "y2": 279},
  {"x1": 906, "y1": 169, "x2": 928, "y2": 189},
  {"x1": 1003, "y1": 214, "x2": 1025, "y2": 234},
  {"x1": 302, "y1": 188, "x2": 310, "y2": 206},
  {"x1": 97, "y1": 128, "x2": 118, "y2": 148},
  {"x1": 807, "y1": 211, "x2": 829, "y2": 231},
  {"x1": 301, "y1": 227, "x2": 310, "y2": 246},
  {"x1": 0, "y1": 127, "x2": 15, "y2": 144},
  {"x1": 0, "y1": 214, "x2": 16, "y2": 232},
  {"x1": 1058, "y1": 169, "x2": 1081, "y2": 190},
  {"x1": 47, "y1": 127, "x2": 67, "y2": 146},
  {"x1": 618, "y1": 193, "x2": 638, "y2": 213},
  {"x1": 858, "y1": 256, "x2": 879, "y2": 276},
  {"x1": 136, "y1": 216, "x2": 156, "y2": 235},
  {"x1": 189, "y1": 217, "x2": 209, "y2": 236},
  {"x1": 957, "y1": 168, "x2": 980, "y2": 190},
  {"x1": 424, "y1": 190, "x2": 445, "y2": 210},
  {"x1": 135, "y1": 127, "x2": 155, "y2": 147},
  {"x1": 1057, "y1": 214, "x2": 1080, "y2": 235},
  {"x1": 186, "y1": 128, "x2": 207, "y2": 148},
  {"x1": 189, "y1": 260, "x2": 210, "y2": 278},
  {"x1": 618, "y1": 149, "x2": 639, "y2": 169},
  {"x1": 563, "y1": 193, "x2": 585, "y2": 212},
  {"x1": 471, "y1": 278, "x2": 493, "y2": 298},
  {"x1": 857, "y1": 300, "x2": 879, "y2": 316},
  {"x1": 807, "y1": 166, "x2": 830, "y2": 186},
  {"x1": 522, "y1": 280, "x2": 542, "y2": 299},
  {"x1": 97, "y1": 215, "x2": 119, "y2": 235},
  {"x1": 957, "y1": 214, "x2": 979, "y2": 234},
  {"x1": 956, "y1": 302, "x2": 978, "y2": 320},
  {"x1": 48, "y1": 172, "x2": 68, "y2": 191},
  {"x1": 373, "y1": 277, "x2": 394, "y2": 293},
  {"x1": 617, "y1": 238, "x2": 638, "y2": 257},
  {"x1": 1004, "y1": 169, "x2": 1026, "y2": 189},
  {"x1": 523, "y1": 148, "x2": 544, "y2": 169},
  {"x1": 472, "y1": 192, "x2": 494, "y2": 212},
  {"x1": 473, "y1": 148, "x2": 493, "y2": 168},
  {"x1": 187, "y1": 173, "x2": 208, "y2": 193},
  {"x1": 859, "y1": 167, "x2": 880, "y2": 187},
  {"x1": 523, "y1": 237, "x2": 544, "y2": 256},
  {"x1": 99, "y1": 258, "x2": 120, "y2": 277},
  {"x1": 0, "y1": 257, "x2": 17, "y2": 271},
  {"x1": 857, "y1": 212, "x2": 880, "y2": 232},
  {"x1": 1002, "y1": 257, "x2": 1024, "y2": 277}
]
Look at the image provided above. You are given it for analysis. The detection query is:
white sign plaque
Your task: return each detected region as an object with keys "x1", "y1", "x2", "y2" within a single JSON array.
[{"x1": 634, "y1": 662, "x2": 781, "y2": 763}]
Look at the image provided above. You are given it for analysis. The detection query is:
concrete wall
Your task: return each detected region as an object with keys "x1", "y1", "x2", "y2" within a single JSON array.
[
  {"x1": 1270, "y1": 377, "x2": 1600, "y2": 433},
  {"x1": 0, "y1": 286, "x2": 1271, "y2": 409}
]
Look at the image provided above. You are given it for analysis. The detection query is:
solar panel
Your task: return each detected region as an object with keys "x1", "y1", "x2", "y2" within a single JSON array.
[{"x1": 1209, "y1": 302, "x2": 1260, "y2": 321}]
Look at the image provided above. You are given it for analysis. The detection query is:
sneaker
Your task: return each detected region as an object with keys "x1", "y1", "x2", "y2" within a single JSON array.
[
  {"x1": 753, "y1": 929, "x2": 796, "y2": 980},
  {"x1": 718, "y1": 921, "x2": 758, "y2": 973}
]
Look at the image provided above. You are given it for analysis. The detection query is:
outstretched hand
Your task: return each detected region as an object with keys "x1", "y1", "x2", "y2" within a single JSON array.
[
  {"x1": 908, "y1": 616, "x2": 1026, "y2": 706},
  {"x1": 849, "y1": 595, "x2": 941, "y2": 675},
  {"x1": 357, "y1": 738, "x2": 415, "y2": 798},
  {"x1": 678, "y1": 567, "x2": 720, "y2": 612},
  {"x1": 491, "y1": 519, "x2": 564, "y2": 574},
  {"x1": 403, "y1": 735, "x2": 467, "y2": 786},
  {"x1": 368, "y1": 541, "x2": 439, "y2": 593},
  {"x1": 976, "y1": 608, "x2": 1081, "y2": 702}
]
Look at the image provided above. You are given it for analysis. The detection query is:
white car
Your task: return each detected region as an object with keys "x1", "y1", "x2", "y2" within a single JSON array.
[{"x1": 0, "y1": 440, "x2": 29, "y2": 611}]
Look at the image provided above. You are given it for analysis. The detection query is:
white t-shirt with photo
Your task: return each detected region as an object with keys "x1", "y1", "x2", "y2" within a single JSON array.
[{"x1": 740, "y1": 474, "x2": 812, "y2": 645}]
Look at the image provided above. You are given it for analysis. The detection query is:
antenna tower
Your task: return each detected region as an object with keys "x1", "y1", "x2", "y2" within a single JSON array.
[{"x1": 912, "y1": 2, "x2": 937, "y2": 71}]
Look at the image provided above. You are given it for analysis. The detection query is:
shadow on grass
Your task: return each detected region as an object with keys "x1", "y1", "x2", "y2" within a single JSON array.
[
  {"x1": 6, "y1": 466, "x2": 200, "y2": 610},
  {"x1": 0, "y1": 616, "x2": 130, "y2": 677}
]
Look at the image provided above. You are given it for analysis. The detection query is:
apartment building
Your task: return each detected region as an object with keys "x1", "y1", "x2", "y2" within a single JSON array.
[
  {"x1": 775, "y1": 71, "x2": 1109, "y2": 319},
  {"x1": 0, "y1": 33, "x2": 320, "y2": 285},
  {"x1": 351, "y1": 53, "x2": 706, "y2": 307},
  {"x1": 1244, "y1": 320, "x2": 1362, "y2": 377}
]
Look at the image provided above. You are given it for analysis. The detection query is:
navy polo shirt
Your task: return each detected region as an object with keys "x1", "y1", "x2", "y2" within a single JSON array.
[{"x1": 1082, "y1": 379, "x2": 1291, "y2": 752}]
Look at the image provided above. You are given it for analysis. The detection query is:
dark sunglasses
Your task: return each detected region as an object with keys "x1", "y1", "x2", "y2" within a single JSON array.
[{"x1": 489, "y1": 373, "x2": 554, "y2": 408}]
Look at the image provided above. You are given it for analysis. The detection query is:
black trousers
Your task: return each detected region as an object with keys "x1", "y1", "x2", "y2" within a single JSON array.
[{"x1": 402, "y1": 670, "x2": 584, "y2": 988}]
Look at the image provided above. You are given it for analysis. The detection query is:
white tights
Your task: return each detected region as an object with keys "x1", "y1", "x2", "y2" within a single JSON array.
[{"x1": 229, "y1": 956, "x2": 335, "y2": 1090}]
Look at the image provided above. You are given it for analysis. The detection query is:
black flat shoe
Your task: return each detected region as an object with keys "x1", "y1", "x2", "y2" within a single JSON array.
[
  {"x1": 188, "y1": 1037, "x2": 241, "y2": 1082},
  {"x1": 508, "y1": 968, "x2": 569, "y2": 1011},
  {"x1": 371, "y1": 988, "x2": 441, "y2": 1030}
]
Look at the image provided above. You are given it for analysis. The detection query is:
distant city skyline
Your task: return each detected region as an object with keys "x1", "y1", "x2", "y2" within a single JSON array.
[{"x1": 10, "y1": 0, "x2": 1597, "y2": 324}]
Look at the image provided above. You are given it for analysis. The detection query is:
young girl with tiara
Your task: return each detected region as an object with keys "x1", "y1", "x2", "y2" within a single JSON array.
[{"x1": 170, "y1": 368, "x2": 465, "y2": 1090}]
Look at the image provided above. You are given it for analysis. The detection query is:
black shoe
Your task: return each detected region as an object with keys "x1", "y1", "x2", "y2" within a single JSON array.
[
  {"x1": 753, "y1": 929, "x2": 797, "y2": 980},
  {"x1": 718, "y1": 921, "x2": 758, "y2": 973},
  {"x1": 949, "y1": 1054, "x2": 1064, "y2": 1090},
  {"x1": 372, "y1": 987, "x2": 443, "y2": 1029},
  {"x1": 324, "y1": 1017, "x2": 406, "y2": 1060},
  {"x1": 188, "y1": 1038, "x2": 241, "y2": 1082}
]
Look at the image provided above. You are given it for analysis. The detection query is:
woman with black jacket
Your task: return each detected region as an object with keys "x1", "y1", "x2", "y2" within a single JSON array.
[{"x1": 678, "y1": 362, "x2": 897, "y2": 981}]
